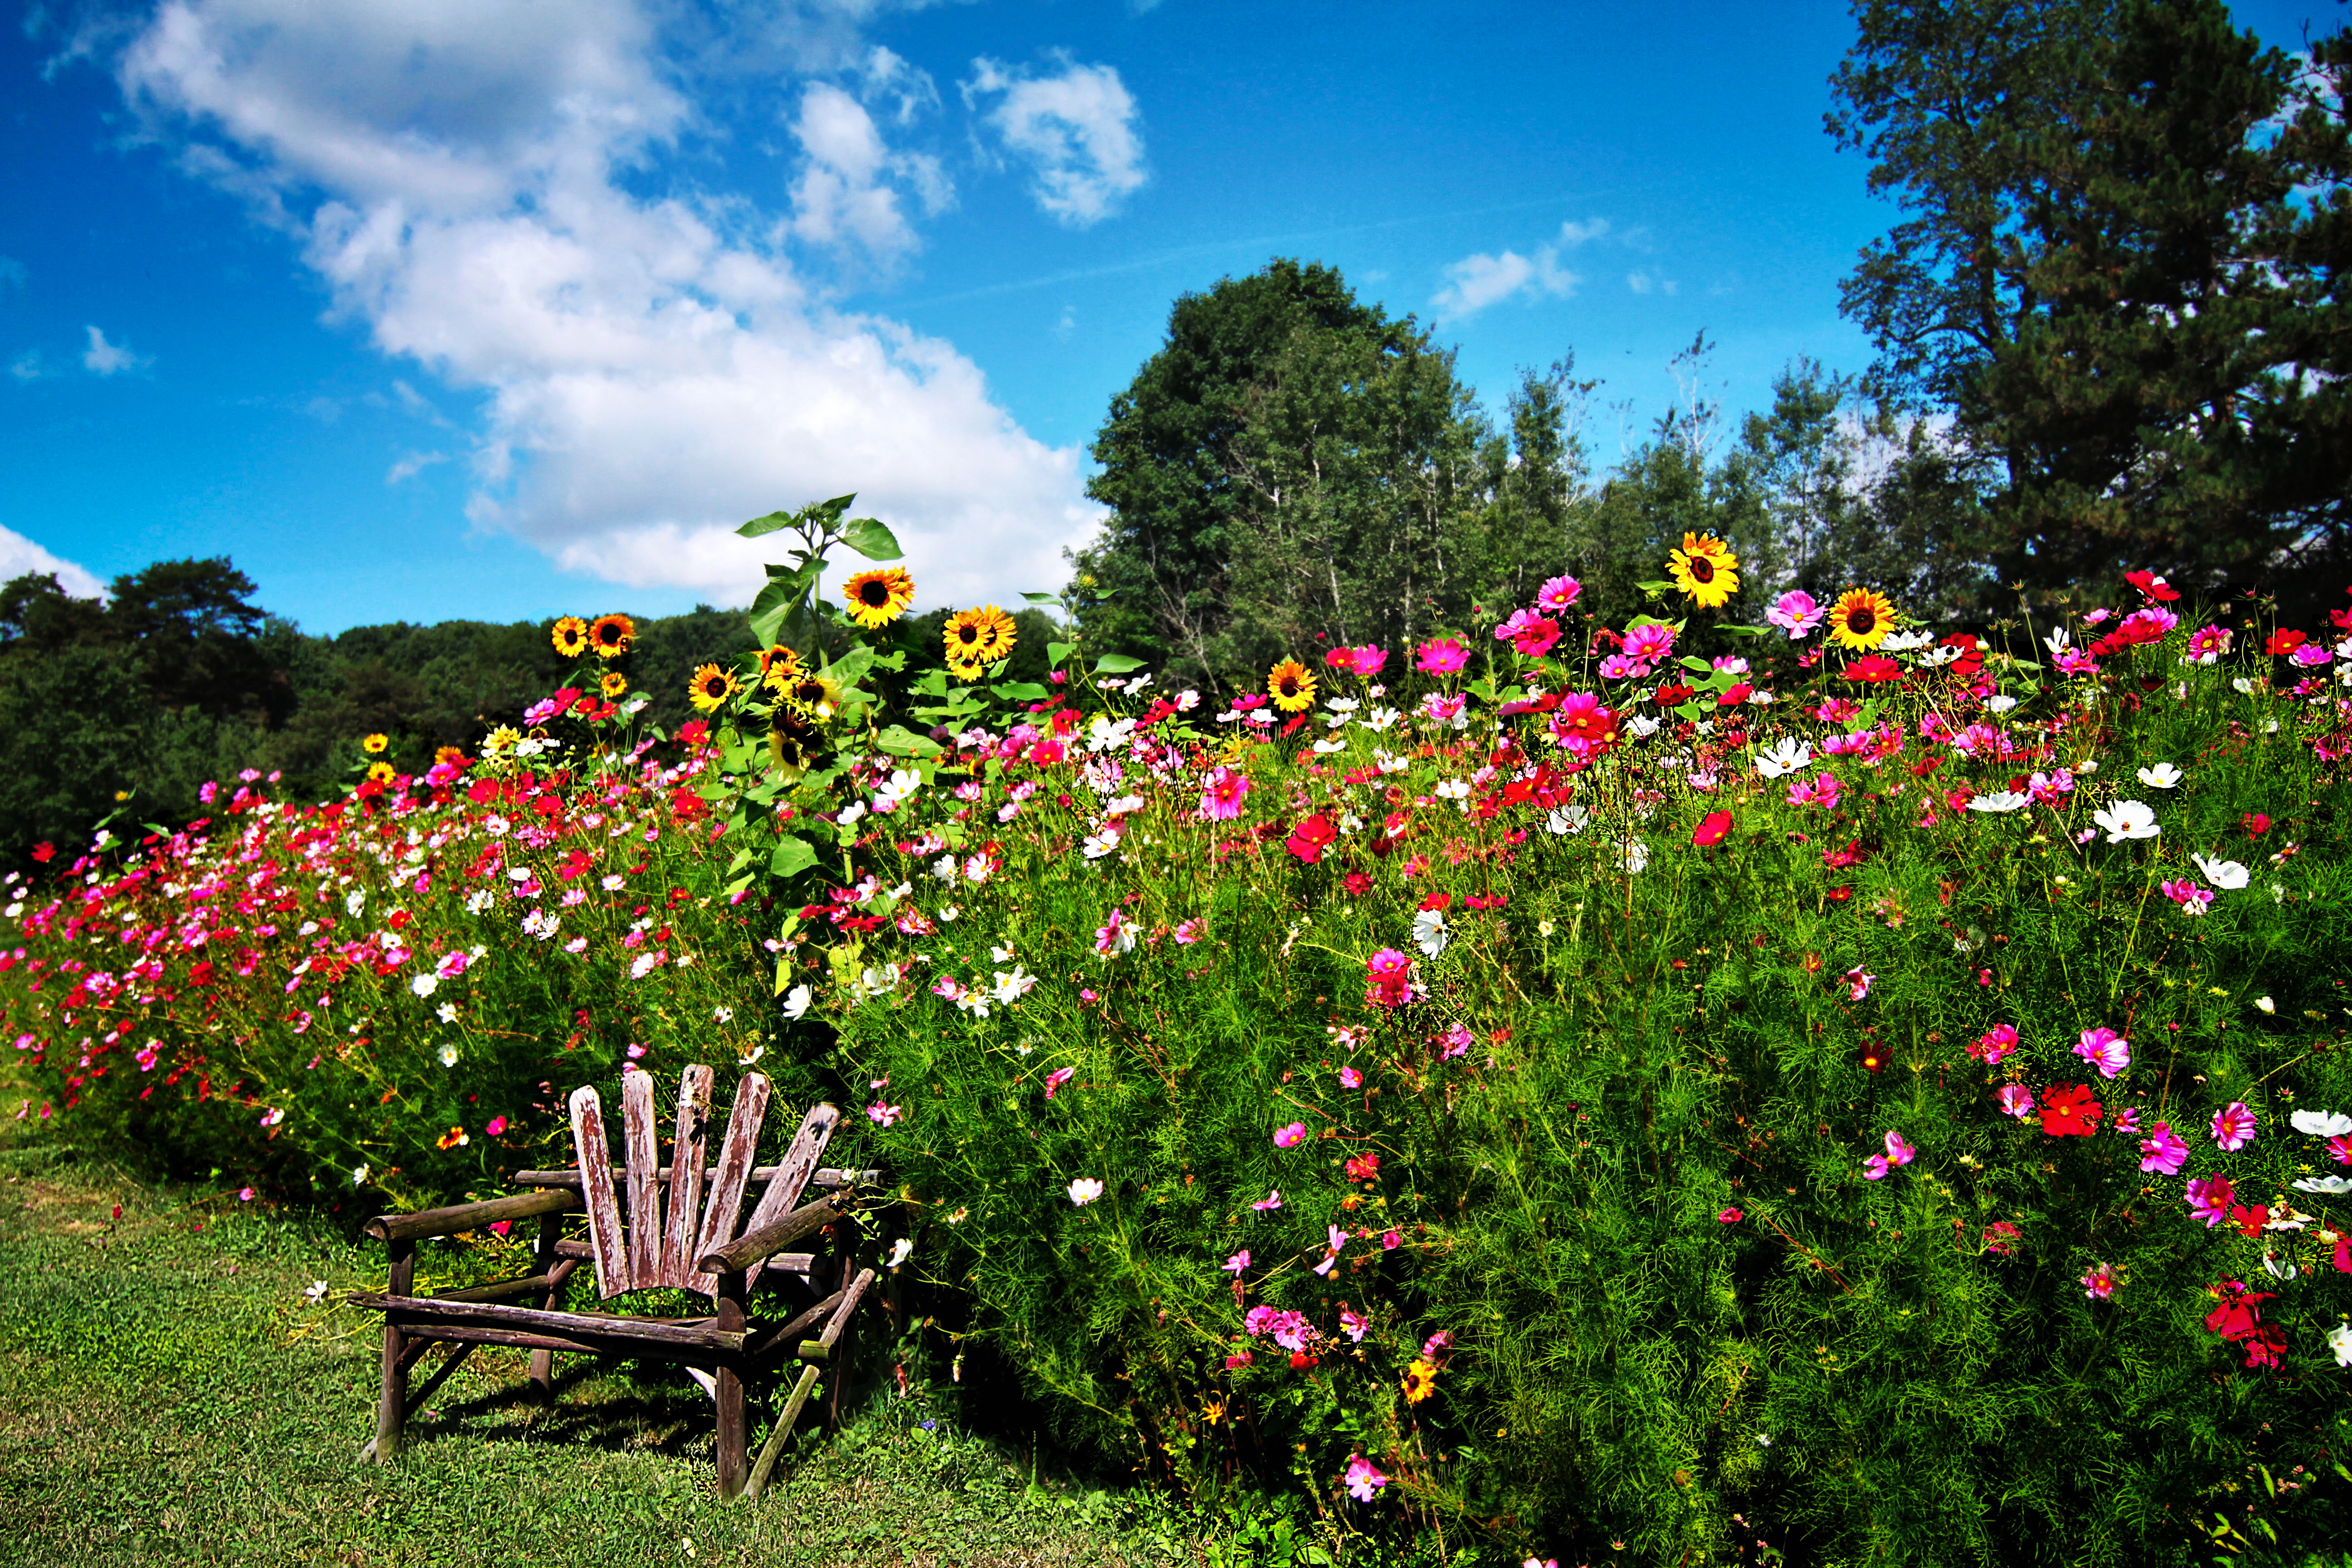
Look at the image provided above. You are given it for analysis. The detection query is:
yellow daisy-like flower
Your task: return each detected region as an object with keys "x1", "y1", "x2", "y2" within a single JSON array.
[
  {"x1": 1667, "y1": 533, "x2": 1740, "y2": 610},
  {"x1": 758, "y1": 644, "x2": 805, "y2": 691},
  {"x1": 768, "y1": 712, "x2": 820, "y2": 781},
  {"x1": 550, "y1": 616, "x2": 590, "y2": 659},
  {"x1": 842, "y1": 567, "x2": 916, "y2": 629},
  {"x1": 780, "y1": 670, "x2": 844, "y2": 722},
  {"x1": 687, "y1": 663, "x2": 741, "y2": 713},
  {"x1": 1401, "y1": 1357, "x2": 1439, "y2": 1404},
  {"x1": 1268, "y1": 658, "x2": 1317, "y2": 713},
  {"x1": 944, "y1": 605, "x2": 1018, "y2": 671},
  {"x1": 365, "y1": 760, "x2": 396, "y2": 785},
  {"x1": 361, "y1": 732, "x2": 389, "y2": 754},
  {"x1": 483, "y1": 725, "x2": 521, "y2": 757},
  {"x1": 1826, "y1": 587, "x2": 1898, "y2": 652},
  {"x1": 590, "y1": 613, "x2": 635, "y2": 659},
  {"x1": 435, "y1": 1126, "x2": 469, "y2": 1151},
  {"x1": 600, "y1": 671, "x2": 628, "y2": 698}
]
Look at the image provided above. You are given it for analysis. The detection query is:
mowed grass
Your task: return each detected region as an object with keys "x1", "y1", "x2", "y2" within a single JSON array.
[{"x1": 0, "y1": 1147, "x2": 1190, "y2": 1567}]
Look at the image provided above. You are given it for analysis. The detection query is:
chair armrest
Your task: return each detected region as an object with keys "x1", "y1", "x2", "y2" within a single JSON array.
[
  {"x1": 364, "y1": 1188, "x2": 581, "y2": 1244},
  {"x1": 697, "y1": 1192, "x2": 849, "y2": 1275}
]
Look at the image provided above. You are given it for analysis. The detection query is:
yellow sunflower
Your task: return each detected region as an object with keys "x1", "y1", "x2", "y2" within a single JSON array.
[
  {"x1": 365, "y1": 760, "x2": 396, "y2": 785},
  {"x1": 600, "y1": 671, "x2": 628, "y2": 698},
  {"x1": 1401, "y1": 1357, "x2": 1439, "y2": 1404},
  {"x1": 842, "y1": 567, "x2": 916, "y2": 629},
  {"x1": 433, "y1": 746, "x2": 467, "y2": 768},
  {"x1": 1826, "y1": 588, "x2": 1898, "y2": 652},
  {"x1": 590, "y1": 613, "x2": 636, "y2": 659},
  {"x1": 550, "y1": 616, "x2": 590, "y2": 659},
  {"x1": 758, "y1": 644, "x2": 805, "y2": 691},
  {"x1": 944, "y1": 605, "x2": 1018, "y2": 671},
  {"x1": 687, "y1": 663, "x2": 741, "y2": 713},
  {"x1": 768, "y1": 711, "x2": 820, "y2": 781},
  {"x1": 1667, "y1": 533, "x2": 1740, "y2": 610},
  {"x1": 1268, "y1": 658, "x2": 1317, "y2": 713},
  {"x1": 780, "y1": 670, "x2": 844, "y2": 722},
  {"x1": 361, "y1": 732, "x2": 389, "y2": 754}
]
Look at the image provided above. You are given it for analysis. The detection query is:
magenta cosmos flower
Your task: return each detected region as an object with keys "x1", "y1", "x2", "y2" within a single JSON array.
[
  {"x1": 2211, "y1": 1101, "x2": 2257, "y2": 1151},
  {"x1": 1344, "y1": 1454, "x2": 1388, "y2": 1502},
  {"x1": 1495, "y1": 609, "x2": 1561, "y2": 657},
  {"x1": 2138, "y1": 1121, "x2": 2188, "y2": 1174},
  {"x1": 1863, "y1": 1128, "x2": 1916, "y2": 1180},
  {"x1": 1415, "y1": 637, "x2": 1471, "y2": 675},
  {"x1": 1197, "y1": 765, "x2": 1250, "y2": 822},
  {"x1": 1536, "y1": 574, "x2": 1582, "y2": 611},
  {"x1": 1970, "y1": 1024, "x2": 2019, "y2": 1065},
  {"x1": 1273, "y1": 1122, "x2": 1307, "y2": 1149},
  {"x1": 2073, "y1": 1027, "x2": 2130, "y2": 1079},
  {"x1": 1621, "y1": 622, "x2": 1676, "y2": 664},
  {"x1": 1365, "y1": 948, "x2": 1413, "y2": 1009},
  {"x1": 2186, "y1": 1172, "x2": 2236, "y2": 1226},
  {"x1": 2081, "y1": 1264, "x2": 2117, "y2": 1300},
  {"x1": 1995, "y1": 1084, "x2": 2036, "y2": 1118}
]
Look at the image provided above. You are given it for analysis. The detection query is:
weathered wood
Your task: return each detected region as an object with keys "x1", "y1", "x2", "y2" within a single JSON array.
[
  {"x1": 402, "y1": 1341, "x2": 477, "y2": 1418},
  {"x1": 713, "y1": 1281, "x2": 748, "y2": 1499},
  {"x1": 689, "y1": 1072, "x2": 772, "y2": 1293},
  {"x1": 620, "y1": 1067, "x2": 664, "y2": 1289},
  {"x1": 356, "y1": 1292, "x2": 748, "y2": 1352},
  {"x1": 390, "y1": 1323, "x2": 620, "y2": 1357},
  {"x1": 370, "y1": 1239, "x2": 416, "y2": 1464},
  {"x1": 746, "y1": 1287, "x2": 847, "y2": 1358},
  {"x1": 364, "y1": 1187, "x2": 578, "y2": 1244},
  {"x1": 698, "y1": 1192, "x2": 845, "y2": 1276},
  {"x1": 569, "y1": 1084, "x2": 631, "y2": 1298},
  {"x1": 795, "y1": 1265, "x2": 875, "y2": 1363},
  {"x1": 826, "y1": 1261, "x2": 872, "y2": 1429},
  {"x1": 744, "y1": 1363, "x2": 824, "y2": 1501},
  {"x1": 427, "y1": 1270, "x2": 564, "y2": 1305},
  {"x1": 660, "y1": 1065, "x2": 715, "y2": 1287},
  {"x1": 529, "y1": 1214, "x2": 568, "y2": 1398},
  {"x1": 738, "y1": 1103, "x2": 839, "y2": 1291},
  {"x1": 512, "y1": 1165, "x2": 878, "y2": 1189}
]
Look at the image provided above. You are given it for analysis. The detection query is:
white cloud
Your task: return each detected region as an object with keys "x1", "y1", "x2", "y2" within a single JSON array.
[
  {"x1": 82, "y1": 324, "x2": 148, "y2": 375},
  {"x1": 788, "y1": 82, "x2": 949, "y2": 262},
  {"x1": 0, "y1": 525, "x2": 106, "y2": 598},
  {"x1": 112, "y1": 0, "x2": 1102, "y2": 611},
  {"x1": 1627, "y1": 270, "x2": 1677, "y2": 296},
  {"x1": 8, "y1": 351, "x2": 43, "y2": 382},
  {"x1": 964, "y1": 55, "x2": 1146, "y2": 227},
  {"x1": 1431, "y1": 217, "x2": 1607, "y2": 321},
  {"x1": 386, "y1": 450, "x2": 449, "y2": 484}
]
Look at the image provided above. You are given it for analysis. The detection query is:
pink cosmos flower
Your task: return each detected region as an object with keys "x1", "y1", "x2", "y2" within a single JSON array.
[
  {"x1": 1982, "y1": 1221, "x2": 2022, "y2": 1256},
  {"x1": 1996, "y1": 1084, "x2": 2036, "y2": 1118},
  {"x1": 1382, "y1": 1229, "x2": 1401, "y2": 1250},
  {"x1": 1622, "y1": 622, "x2": 1676, "y2": 664},
  {"x1": 2160, "y1": 879, "x2": 2213, "y2": 915},
  {"x1": 1273, "y1": 1122, "x2": 1308, "y2": 1149},
  {"x1": 1596, "y1": 653, "x2": 1651, "y2": 681},
  {"x1": 1332, "y1": 643, "x2": 1387, "y2": 677},
  {"x1": 867, "y1": 1102, "x2": 901, "y2": 1127},
  {"x1": 2028, "y1": 769, "x2": 2074, "y2": 804},
  {"x1": 1365, "y1": 948, "x2": 1414, "y2": 1009},
  {"x1": 2211, "y1": 1101, "x2": 2257, "y2": 1151},
  {"x1": 1338, "y1": 1066, "x2": 1363, "y2": 1089},
  {"x1": 2073, "y1": 1027, "x2": 2130, "y2": 1079},
  {"x1": 435, "y1": 951, "x2": 470, "y2": 980},
  {"x1": 2081, "y1": 1264, "x2": 2117, "y2": 1300},
  {"x1": 1415, "y1": 638, "x2": 1471, "y2": 675},
  {"x1": 1766, "y1": 590, "x2": 1822, "y2": 638},
  {"x1": 1094, "y1": 908, "x2": 1134, "y2": 956},
  {"x1": 2185, "y1": 624, "x2": 2233, "y2": 663},
  {"x1": 1340, "y1": 1306, "x2": 1370, "y2": 1342},
  {"x1": 1844, "y1": 966, "x2": 1875, "y2": 1001},
  {"x1": 1496, "y1": 609, "x2": 1561, "y2": 657},
  {"x1": 1864, "y1": 1129, "x2": 1915, "y2": 1179},
  {"x1": 1173, "y1": 919, "x2": 1205, "y2": 944},
  {"x1": 1536, "y1": 574, "x2": 1582, "y2": 611},
  {"x1": 2186, "y1": 1172, "x2": 2236, "y2": 1226},
  {"x1": 2139, "y1": 1121, "x2": 2188, "y2": 1174},
  {"x1": 2330, "y1": 1133, "x2": 2352, "y2": 1166},
  {"x1": 1222, "y1": 1249, "x2": 1250, "y2": 1276},
  {"x1": 1344, "y1": 1454, "x2": 1388, "y2": 1502},
  {"x1": 1717, "y1": 1206, "x2": 1743, "y2": 1223},
  {"x1": 238, "y1": 1187, "x2": 255, "y2": 1202},
  {"x1": 1970, "y1": 1024, "x2": 2019, "y2": 1065},
  {"x1": 1421, "y1": 692, "x2": 1467, "y2": 726},
  {"x1": 1198, "y1": 766, "x2": 1251, "y2": 822},
  {"x1": 484, "y1": 1116, "x2": 508, "y2": 1136},
  {"x1": 1440, "y1": 1024, "x2": 1474, "y2": 1060},
  {"x1": 1044, "y1": 1067, "x2": 1076, "y2": 1100},
  {"x1": 1789, "y1": 772, "x2": 1843, "y2": 810}
]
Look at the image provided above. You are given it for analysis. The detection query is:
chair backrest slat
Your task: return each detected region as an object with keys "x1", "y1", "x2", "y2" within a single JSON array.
[
  {"x1": 567, "y1": 1085, "x2": 632, "y2": 1298},
  {"x1": 620, "y1": 1068, "x2": 664, "y2": 1290},
  {"x1": 688, "y1": 1072, "x2": 771, "y2": 1292},
  {"x1": 738, "y1": 1103, "x2": 839, "y2": 1290},
  {"x1": 659, "y1": 1066, "x2": 715, "y2": 1287}
]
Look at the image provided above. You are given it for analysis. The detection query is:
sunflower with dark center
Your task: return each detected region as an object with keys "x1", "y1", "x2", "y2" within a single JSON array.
[
  {"x1": 600, "y1": 671, "x2": 628, "y2": 698},
  {"x1": 842, "y1": 567, "x2": 916, "y2": 629},
  {"x1": 1267, "y1": 657, "x2": 1317, "y2": 712},
  {"x1": 782, "y1": 670, "x2": 843, "y2": 721},
  {"x1": 758, "y1": 643, "x2": 805, "y2": 690},
  {"x1": 361, "y1": 732, "x2": 389, "y2": 754},
  {"x1": 365, "y1": 761, "x2": 396, "y2": 785},
  {"x1": 1827, "y1": 588, "x2": 1897, "y2": 652},
  {"x1": 550, "y1": 616, "x2": 590, "y2": 658},
  {"x1": 433, "y1": 745, "x2": 466, "y2": 768},
  {"x1": 687, "y1": 663, "x2": 741, "y2": 713},
  {"x1": 590, "y1": 613, "x2": 635, "y2": 658},
  {"x1": 1401, "y1": 1358, "x2": 1439, "y2": 1404},
  {"x1": 944, "y1": 605, "x2": 1017, "y2": 671},
  {"x1": 767, "y1": 712, "x2": 820, "y2": 780},
  {"x1": 1668, "y1": 532, "x2": 1740, "y2": 609}
]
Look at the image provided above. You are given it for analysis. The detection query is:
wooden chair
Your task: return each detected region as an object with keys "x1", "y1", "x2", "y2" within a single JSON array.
[{"x1": 351, "y1": 1067, "x2": 877, "y2": 1498}]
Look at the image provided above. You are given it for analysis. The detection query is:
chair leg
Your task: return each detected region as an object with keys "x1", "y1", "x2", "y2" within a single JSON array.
[
  {"x1": 714, "y1": 1275, "x2": 748, "y2": 1498},
  {"x1": 367, "y1": 1242, "x2": 415, "y2": 1464}
]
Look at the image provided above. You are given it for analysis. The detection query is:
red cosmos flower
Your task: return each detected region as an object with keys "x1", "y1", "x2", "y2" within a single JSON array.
[
  {"x1": 2040, "y1": 1082, "x2": 2103, "y2": 1136},
  {"x1": 1550, "y1": 692, "x2": 1619, "y2": 749},
  {"x1": 1856, "y1": 1040, "x2": 1887, "y2": 1074},
  {"x1": 1842, "y1": 655, "x2": 1903, "y2": 682},
  {"x1": 1821, "y1": 841, "x2": 1864, "y2": 869},
  {"x1": 1654, "y1": 682, "x2": 1695, "y2": 706},
  {"x1": 1342, "y1": 871, "x2": 1374, "y2": 895},
  {"x1": 2267, "y1": 629, "x2": 2308, "y2": 656},
  {"x1": 30, "y1": 842, "x2": 53, "y2": 862},
  {"x1": 1938, "y1": 632, "x2": 1984, "y2": 677},
  {"x1": 669, "y1": 786, "x2": 709, "y2": 823},
  {"x1": 2204, "y1": 1281, "x2": 2286, "y2": 1368},
  {"x1": 2331, "y1": 604, "x2": 2352, "y2": 633},
  {"x1": 1692, "y1": 810, "x2": 1733, "y2": 848},
  {"x1": 1345, "y1": 1152, "x2": 1381, "y2": 1182},
  {"x1": 1286, "y1": 814, "x2": 1338, "y2": 864},
  {"x1": 2124, "y1": 569, "x2": 2180, "y2": 603},
  {"x1": 1418, "y1": 892, "x2": 1453, "y2": 912},
  {"x1": 2243, "y1": 812, "x2": 2271, "y2": 837},
  {"x1": 1718, "y1": 682, "x2": 1753, "y2": 706}
]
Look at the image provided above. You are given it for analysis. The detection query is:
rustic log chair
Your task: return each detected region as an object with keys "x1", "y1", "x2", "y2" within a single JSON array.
[{"x1": 351, "y1": 1066, "x2": 878, "y2": 1499}]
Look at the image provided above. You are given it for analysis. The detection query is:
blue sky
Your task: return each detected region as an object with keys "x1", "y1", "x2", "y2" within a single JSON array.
[{"x1": 0, "y1": 0, "x2": 2333, "y2": 633}]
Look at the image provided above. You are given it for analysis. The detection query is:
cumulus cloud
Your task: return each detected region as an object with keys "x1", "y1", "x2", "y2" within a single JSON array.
[
  {"x1": 82, "y1": 325, "x2": 148, "y2": 375},
  {"x1": 0, "y1": 524, "x2": 106, "y2": 598},
  {"x1": 110, "y1": 0, "x2": 1101, "y2": 609},
  {"x1": 1431, "y1": 217, "x2": 1610, "y2": 321},
  {"x1": 964, "y1": 55, "x2": 1146, "y2": 227}
]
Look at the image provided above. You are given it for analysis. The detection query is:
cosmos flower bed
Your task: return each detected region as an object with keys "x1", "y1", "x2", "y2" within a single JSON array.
[{"x1": 5, "y1": 535, "x2": 2352, "y2": 1561}]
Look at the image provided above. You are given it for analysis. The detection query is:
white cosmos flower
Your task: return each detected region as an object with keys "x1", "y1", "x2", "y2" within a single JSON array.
[
  {"x1": 991, "y1": 967, "x2": 1037, "y2": 1005},
  {"x1": 1412, "y1": 908, "x2": 1449, "y2": 958},
  {"x1": 781, "y1": 983, "x2": 813, "y2": 1021},
  {"x1": 2294, "y1": 1175, "x2": 2352, "y2": 1195},
  {"x1": 410, "y1": 974, "x2": 439, "y2": 997},
  {"x1": 1754, "y1": 738, "x2": 1814, "y2": 779},
  {"x1": 1547, "y1": 804, "x2": 1589, "y2": 836},
  {"x1": 1985, "y1": 694, "x2": 2019, "y2": 713},
  {"x1": 1082, "y1": 828, "x2": 1122, "y2": 860},
  {"x1": 2135, "y1": 762, "x2": 2183, "y2": 789},
  {"x1": 931, "y1": 853, "x2": 960, "y2": 884},
  {"x1": 1310, "y1": 738, "x2": 1348, "y2": 754},
  {"x1": 1624, "y1": 715, "x2": 1662, "y2": 739},
  {"x1": 886, "y1": 1238, "x2": 914, "y2": 1268},
  {"x1": 1967, "y1": 791, "x2": 2031, "y2": 814},
  {"x1": 437, "y1": 1043, "x2": 458, "y2": 1067},
  {"x1": 2191, "y1": 855, "x2": 2250, "y2": 891},
  {"x1": 2092, "y1": 799, "x2": 2159, "y2": 841},
  {"x1": 1067, "y1": 1177, "x2": 1105, "y2": 1206},
  {"x1": 2331, "y1": 1322, "x2": 2352, "y2": 1369},
  {"x1": 1618, "y1": 841, "x2": 1650, "y2": 875},
  {"x1": 2290, "y1": 1109, "x2": 2352, "y2": 1138}
]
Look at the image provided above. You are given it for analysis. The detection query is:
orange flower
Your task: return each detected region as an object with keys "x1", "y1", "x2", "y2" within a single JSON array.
[
  {"x1": 590, "y1": 613, "x2": 635, "y2": 659},
  {"x1": 436, "y1": 1126, "x2": 469, "y2": 1150}
]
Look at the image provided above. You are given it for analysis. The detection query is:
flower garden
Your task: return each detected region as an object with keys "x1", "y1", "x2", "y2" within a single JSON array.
[{"x1": 4, "y1": 508, "x2": 2351, "y2": 1564}]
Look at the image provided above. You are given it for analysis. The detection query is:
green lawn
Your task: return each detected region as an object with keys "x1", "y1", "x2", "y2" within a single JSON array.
[{"x1": 0, "y1": 1146, "x2": 1192, "y2": 1567}]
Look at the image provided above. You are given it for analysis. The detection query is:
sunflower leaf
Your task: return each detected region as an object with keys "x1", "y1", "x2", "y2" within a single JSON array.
[
  {"x1": 839, "y1": 516, "x2": 903, "y2": 561},
  {"x1": 1048, "y1": 641, "x2": 1075, "y2": 668},
  {"x1": 991, "y1": 682, "x2": 1050, "y2": 702},
  {"x1": 1021, "y1": 592, "x2": 1063, "y2": 608},
  {"x1": 1093, "y1": 653, "x2": 1146, "y2": 674},
  {"x1": 876, "y1": 725, "x2": 944, "y2": 758},
  {"x1": 768, "y1": 835, "x2": 820, "y2": 879},
  {"x1": 737, "y1": 509, "x2": 797, "y2": 539}
]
